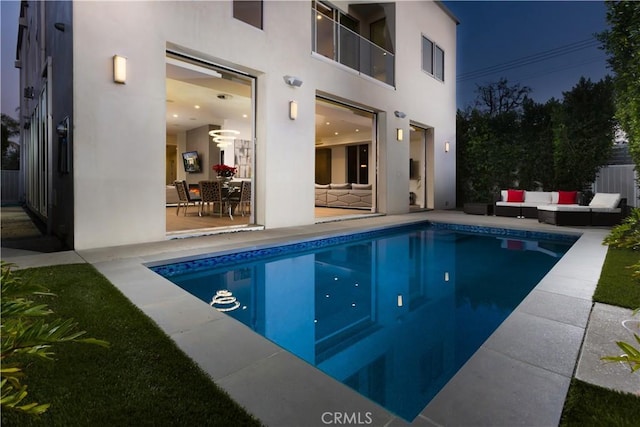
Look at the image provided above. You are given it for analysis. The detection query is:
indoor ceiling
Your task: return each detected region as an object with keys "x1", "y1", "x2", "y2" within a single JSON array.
[
  {"x1": 165, "y1": 59, "x2": 372, "y2": 146},
  {"x1": 165, "y1": 61, "x2": 251, "y2": 138}
]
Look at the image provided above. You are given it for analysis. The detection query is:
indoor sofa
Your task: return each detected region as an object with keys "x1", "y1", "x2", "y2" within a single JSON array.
[
  {"x1": 537, "y1": 193, "x2": 626, "y2": 226},
  {"x1": 315, "y1": 183, "x2": 372, "y2": 209},
  {"x1": 495, "y1": 190, "x2": 581, "y2": 219}
]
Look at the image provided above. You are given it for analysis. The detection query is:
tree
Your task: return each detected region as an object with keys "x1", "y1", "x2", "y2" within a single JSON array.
[
  {"x1": 517, "y1": 98, "x2": 557, "y2": 190},
  {"x1": 1, "y1": 114, "x2": 20, "y2": 170},
  {"x1": 474, "y1": 77, "x2": 531, "y2": 116},
  {"x1": 553, "y1": 77, "x2": 615, "y2": 191},
  {"x1": 597, "y1": 1, "x2": 640, "y2": 171},
  {"x1": 456, "y1": 108, "x2": 520, "y2": 203}
]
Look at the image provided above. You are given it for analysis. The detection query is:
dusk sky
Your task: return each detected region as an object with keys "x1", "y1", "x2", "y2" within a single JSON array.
[{"x1": 1, "y1": 1, "x2": 611, "y2": 121}]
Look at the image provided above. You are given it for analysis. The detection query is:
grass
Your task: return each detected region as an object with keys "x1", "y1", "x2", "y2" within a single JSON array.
[
  {"x1": 560, "y1": 379, "x2": 640, "y2": 426},
  {"x1": 560, "y1": 246, "x2": 640, "y2": 426},
  {"x1": 592, "y1": 247, "x2": 640, "y2": 309},
  {"x1": 1, "y1": 264, "x2": 262, "y2": 426}
]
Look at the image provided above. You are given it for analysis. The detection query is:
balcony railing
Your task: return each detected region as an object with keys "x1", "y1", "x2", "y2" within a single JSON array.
[{"x1": 312, "y1": 10, "x2": 395, "y2": 86}]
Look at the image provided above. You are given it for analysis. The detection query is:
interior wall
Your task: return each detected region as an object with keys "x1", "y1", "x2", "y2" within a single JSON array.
[{"x1": 186, "y1": 124, "x2": 218, "y2": 185}]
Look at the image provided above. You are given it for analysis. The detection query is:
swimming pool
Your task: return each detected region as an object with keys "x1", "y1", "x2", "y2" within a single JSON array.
[{"x1": 151, "y1": 222, "x2": 576, "y2": 421}]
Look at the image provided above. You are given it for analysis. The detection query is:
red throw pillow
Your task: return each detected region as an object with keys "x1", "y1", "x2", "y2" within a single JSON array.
[
  {"x1": 507, "y1": 189, "x2": 525, "y2": 203},
  {"x1": 557, "y1": 191, "x2": 577, "y2": 204}
]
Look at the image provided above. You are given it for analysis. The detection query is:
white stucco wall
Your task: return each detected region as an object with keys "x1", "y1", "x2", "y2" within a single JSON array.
[{"x1": 69, "y1": 0, "x2": 456, "y2": 249}]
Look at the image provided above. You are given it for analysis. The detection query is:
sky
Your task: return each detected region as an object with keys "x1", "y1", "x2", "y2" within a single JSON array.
[
  {"x1": 1, "y1": 1, "x2": 611, "y2": 121},
  {"x1": 444, "y1": 0, "x2": 610, "y2": 109}
]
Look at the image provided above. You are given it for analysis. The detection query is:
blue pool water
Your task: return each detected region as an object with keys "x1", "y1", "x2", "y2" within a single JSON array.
[{"x1": 150, "y1": 222, "x2": 576, "y2": 421}]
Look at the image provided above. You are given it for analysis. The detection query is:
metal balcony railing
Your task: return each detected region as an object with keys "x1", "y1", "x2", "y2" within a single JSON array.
[{"x1": 312, "y1": 10, "x2": 395, "y2": 86}]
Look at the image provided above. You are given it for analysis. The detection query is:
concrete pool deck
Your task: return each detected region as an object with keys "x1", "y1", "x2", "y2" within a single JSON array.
[{"x1": 2, "y1": 210, "x2": 638, "y2": 426}]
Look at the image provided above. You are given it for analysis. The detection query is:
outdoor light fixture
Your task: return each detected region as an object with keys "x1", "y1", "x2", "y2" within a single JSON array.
[
  {"x1": 445, "y1": 141, "x2": 450, "y2": 152},
  {"x1": 113, "y1": 55, "x2": 127, "y2": 84},
  {"x1": 444, "y1": 272, "x2": 450, "y2": 282},
  {"x1": 283, "y1": 75, "x2": 303, "y2": 87},
  {"x1": 396, "y1": 128, "x2": 403, "y2": 141},
  {"x1": 397, "y1": 294, "x2": 403, "y2": 307},
  {"x1": 394, "y1": 110, "x2": 406, "y2": 118},
  {"x1": 289, "y1": 100, "x2": 298, "y2": 120}
]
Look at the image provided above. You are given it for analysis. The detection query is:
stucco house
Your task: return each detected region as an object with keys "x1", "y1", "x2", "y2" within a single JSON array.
[{"x1": 16, "y1": 0, "x2": 458, "y2": 250}]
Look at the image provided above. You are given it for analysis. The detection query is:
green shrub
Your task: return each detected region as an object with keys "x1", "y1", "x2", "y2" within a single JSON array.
[
  {"x1": 603, "y1": 208, "x2": 640, "y2": 280},
  {"x1": 0, "y1": 262, "x2": 108, "y2": 416}
]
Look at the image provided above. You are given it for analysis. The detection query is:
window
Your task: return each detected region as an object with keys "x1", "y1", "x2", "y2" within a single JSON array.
[
  {"x1": 233, "y1": 0, "x2": 262, "y2": 29},
  {"x1": 421, "y1": 35, "x2": 444, "y2": 82}
]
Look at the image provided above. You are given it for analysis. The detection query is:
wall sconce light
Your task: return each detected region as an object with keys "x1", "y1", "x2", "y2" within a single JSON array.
[
  {"x1": 113, "y1": 55, "x2": 127, "y2": 84},
  {"x1": 444, "y1": 141, "x2": 450, "y2": 152},
  {"x1": 283, "y1": 75, "x2": 303, "y2": 87},
  {"x1": 444, "y1": 271, "x2": 450, "y2": 282},
  {"x1": 396, "y1": 128, "x2": 403, "y2": 141},
  {"x1": 394, "y1": 110, "x2": 406, "y2": 118},
  {"x1": 289, "y1": 100, "x2": 298, "y2": 120},
  {"x1": 397, "y1": 294, "x2": 403, "y2": 307}
]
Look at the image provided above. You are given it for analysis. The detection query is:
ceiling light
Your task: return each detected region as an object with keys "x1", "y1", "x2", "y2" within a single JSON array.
[
  {"x1": 209, "y1": 129, "x2": 240, "y2": 146},
  {"x1": 355, "y1": 129, "x2": 360, "y2": 132},
  {"x1": 194, "y1": 105, "x2": 200, "y2": 109},
  {"x1": 242, "y1": 114, "x2": 248, "y2": 118},
  {"x1": 172, "y1": 114, "x2": 178, "y2": 118},
  {"x1": 334, "y1": 132, "x2": 339, "y2": 135},
  {"x1": 325, "y1": 122, "x2": 330, "y2": 125}
]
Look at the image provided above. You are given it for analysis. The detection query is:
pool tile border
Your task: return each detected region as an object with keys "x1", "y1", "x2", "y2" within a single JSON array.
[{"x1": 150, "y1": 221, "x2": 578, "y2": 278}]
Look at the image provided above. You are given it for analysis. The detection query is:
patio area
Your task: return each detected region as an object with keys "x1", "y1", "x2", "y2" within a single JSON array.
[{"x1": 1, "y1": 209, "x2": 636, "y2": 426}]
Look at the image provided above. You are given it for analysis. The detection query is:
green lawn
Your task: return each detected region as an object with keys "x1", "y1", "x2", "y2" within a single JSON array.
[
  {"x1": 593, "y1": 247, "x2": 640, "y2": 309},
  {"x1": 1, "y1": 264, "x2": 262, "y2": 426},
  {"x1": 560, "y1": 379, "x2": 640, "y2": 426},
  {"x1": 560, "y1": 246, "x2": 640, "y2": 425}
]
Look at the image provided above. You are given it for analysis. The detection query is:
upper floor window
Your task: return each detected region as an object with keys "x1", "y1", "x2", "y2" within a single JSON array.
[
  {"x1": 422, "y1": 35, "x2": 444, "y2": 82},
  {"x1": 234, "y1": 0, "x2": 263, "y2": 29}
]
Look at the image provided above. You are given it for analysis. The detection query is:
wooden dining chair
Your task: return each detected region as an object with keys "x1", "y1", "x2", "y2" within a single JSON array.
[
  {"x1": 174, "y1": 180, "x2": 201, "y2": 216},
  {"x1": 198, "y1": 180, "x2": 223, "y2": 217}
]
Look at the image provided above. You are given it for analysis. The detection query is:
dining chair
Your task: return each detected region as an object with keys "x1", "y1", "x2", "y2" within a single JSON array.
[
  {"x1": 198, "y1": 180, "x2": 223, "y2": 217},
  {"x1": 236, "y1": 180, "x2": 251, "y2": 216},
  {"x1": 174, "y1": 180, "x2": 201, "y2": 216}
]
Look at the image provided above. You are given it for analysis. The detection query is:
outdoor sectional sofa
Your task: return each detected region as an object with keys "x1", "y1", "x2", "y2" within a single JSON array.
[
  {"x1": 315, "y1": 183, "x2": 372, "y2": 209},
  {"x1": 495, "y1": 189, "x2": 582, "y2": 219},
  {"x1": 495, "y1": 189, "x2": 625, "y2": 226},
  {"x1": 538, "y1": 192, "x2": 626, "y2": 226}
]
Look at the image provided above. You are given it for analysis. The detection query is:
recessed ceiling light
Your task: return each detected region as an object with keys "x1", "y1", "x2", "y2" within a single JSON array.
[
  {"x1": 334, "y1": 132, "x2": 339, "y2": 135},
  {"x1": 242, "y1": 114, "x2": 248, "y2": 118},
  {"x1": 355, "y1": 129, "x2": 360, "y2": 132},
  {"x1": 172, "y1": 114, "x2": 178, "y2": 118},
  {"x1": 194, "y1": 105, "x2": 200, "y2": 109},
  {"x1": 325, "y1": 122, "x2": 330, "y2": 125}
]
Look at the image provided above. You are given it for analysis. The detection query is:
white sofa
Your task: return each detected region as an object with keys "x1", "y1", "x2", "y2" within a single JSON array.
[
  {"x1": 538, "y1": 193, "x2": 625, "y2": 226},
  {"x1": 315, "y1": 183, "x2": 372, "y2": 209},
  {"x1": 495, "y1": 190, "x2": 580, "y2": 218}
]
